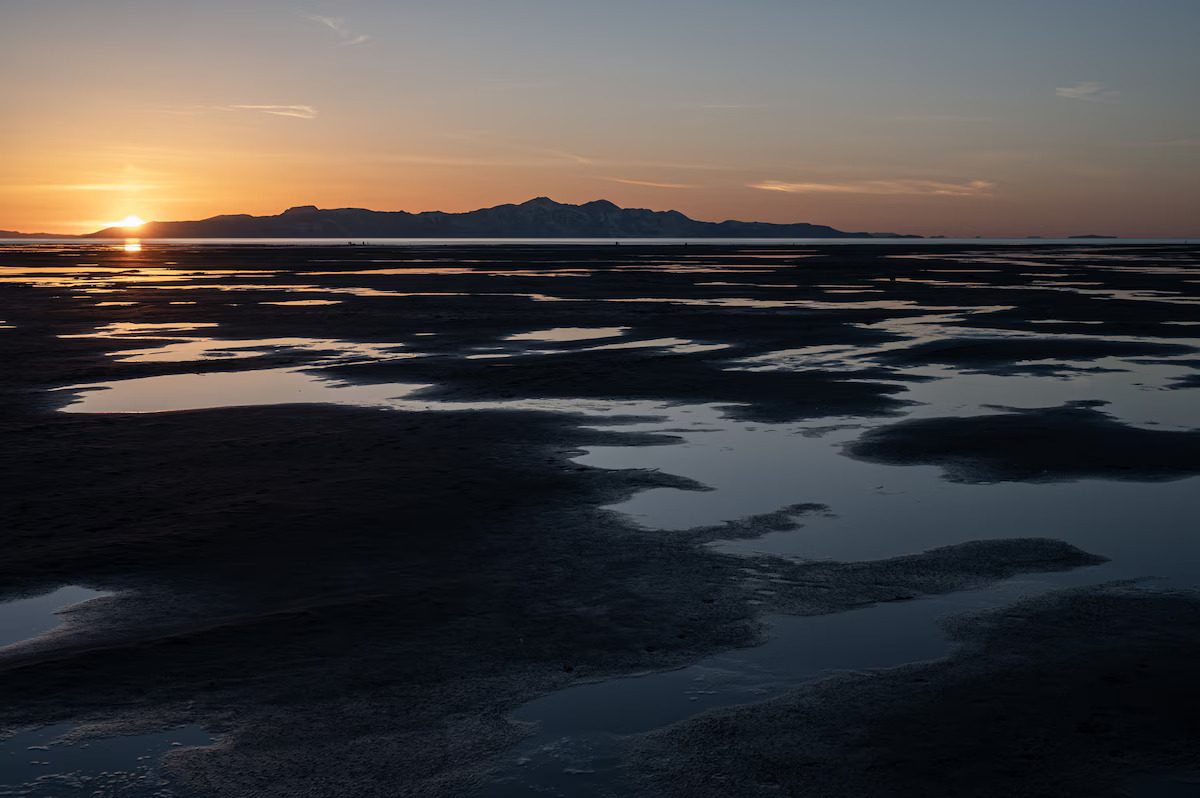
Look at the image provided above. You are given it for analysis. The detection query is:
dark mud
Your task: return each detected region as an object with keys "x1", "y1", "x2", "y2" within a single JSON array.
[
  {"x1": 325, "y1": 351, "x2": 919, "y2": 423},
  {"x1": 845, "y1": 401, "x2": 1200, "y2": 483},
  {"x1": 872, "y1": 337, "x2": 1195, "y2": 375},
  {"x1": 627, "y1": 584, "x2": 1200, "y2": 798},
  {"x1": 1168, "y1": 373, "x2": 1200, "y2": 389}
]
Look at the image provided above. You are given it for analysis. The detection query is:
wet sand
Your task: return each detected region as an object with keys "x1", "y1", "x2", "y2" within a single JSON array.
[
  {"x1": 628, "y1": 583, "x2": 1200, "y2": 798},
  {"x1": 0, "y1": 242, "x2": 1197, "y2": 796}
]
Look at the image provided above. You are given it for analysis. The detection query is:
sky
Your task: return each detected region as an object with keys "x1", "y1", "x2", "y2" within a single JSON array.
[{"x1": 2, "y1": 0, "x2": 1198, "y2": 237}]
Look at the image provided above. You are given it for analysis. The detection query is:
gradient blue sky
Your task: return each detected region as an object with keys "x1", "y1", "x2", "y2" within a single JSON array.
[{"x1": 3, "y1": 0, "x2": 1198, "y2": 235}]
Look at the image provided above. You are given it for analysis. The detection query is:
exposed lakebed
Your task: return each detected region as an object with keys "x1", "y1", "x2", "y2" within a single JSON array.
[{"x1": 0, "y1": 242, "x2": 1197, "y2": 797}]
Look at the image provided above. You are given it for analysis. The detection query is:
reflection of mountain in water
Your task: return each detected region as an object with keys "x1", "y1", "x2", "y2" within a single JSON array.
[{"x1": 88, "y1": 197, "x2": 892, "y2": 239}]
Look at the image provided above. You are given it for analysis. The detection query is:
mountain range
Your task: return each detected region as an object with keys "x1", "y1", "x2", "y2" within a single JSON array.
[{"x1": 86, "y1": 198, "x2": 915, "y2": 239}]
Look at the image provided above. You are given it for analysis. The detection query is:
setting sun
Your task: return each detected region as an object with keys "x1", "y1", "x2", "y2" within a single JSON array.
[{"x1": 111, "y1": 215, "x2": 146, "y2": 228}]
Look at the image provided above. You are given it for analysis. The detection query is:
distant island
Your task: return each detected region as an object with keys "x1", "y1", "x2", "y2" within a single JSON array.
[
  {"x1": 84, "y1": 198, "x2": 920, "y2": 240},
  {"x1": 0, "y1": 230, "x2": 73, "y2": 239}
]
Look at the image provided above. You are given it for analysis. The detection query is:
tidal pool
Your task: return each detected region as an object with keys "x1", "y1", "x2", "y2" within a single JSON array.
[
  {"x1": 483, "y1": 570, "x2": 1114, "y2": 798},
  {"x1": 0, "y1": 723, "x2": 215, "y2": 796},
  {"x1": 504, "y1": 326, "x2": 628, "y2": 342},
  {"x1": 0, "y1": 587, "x2": 106, "y2": 649},
  {"x1": 60, "y1": 369, "x2": 429, "y2": 414}
]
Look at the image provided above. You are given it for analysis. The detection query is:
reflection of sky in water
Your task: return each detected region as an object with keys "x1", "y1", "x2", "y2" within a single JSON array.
[
  {"x1": 579, "y1": 413, "x2": 1199, "y2": 577},
  {"x1": 302, "y1": 267, "x2": 595, "y2": 277},
  {"x1": 485, "y1": 568, "x2": 1118, "y2": 798},
  {"x1": 572, "y1": 337, "x2": 728, "y2": 354},
  {"x1": 505, "y1": 326, "x2": 628, "y2": 342},
  {"x1": 0, "y1": 267, "x2": 277, "y2": 288},
  {"x1": 466, "y1": 337, "x2": 729, "y2": 358},
  {"x1": 260, "y1": 299, "x2": 342, "y2": 306},
  {"x1": 0, "y1": 587, "x2": 106, "y2": 649},
  {"x1": 897, "y1": 360, "x2": 1200, "y2": 429},
  {"x1": 63, "y1": 323, "x2": 419, "y2": 368},
  {"x1": 62, "y1": 369, "x2": 429, "y2": 414},
  {"x1": 108, "y1": 337, "x2": 414, "y2": 365},
  {"x1": 879, "y1": 252, "x2": 1200, "y2": 305},
  {"x1": 62, "y1": 321, "x2": 218, "y2": 336},
  {"x1": 0, "y1": 723, "x2": 215, "y2": 794},
  {"x1": 608, "y1": 296, "x2": 926, "y2": 310},
  {"x1": 136, "y1": 283, "x2": 573, "y2": 302}
]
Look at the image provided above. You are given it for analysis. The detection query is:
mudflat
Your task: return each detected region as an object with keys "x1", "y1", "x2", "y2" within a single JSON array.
[{"x1": 0, "y1": 242, "x2": 1197, "y2": 796}]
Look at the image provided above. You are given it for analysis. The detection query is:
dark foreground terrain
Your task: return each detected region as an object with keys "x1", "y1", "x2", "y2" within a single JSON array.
[{"x1": 0, "y1": 242, "x2": 1197, "y2": 796}]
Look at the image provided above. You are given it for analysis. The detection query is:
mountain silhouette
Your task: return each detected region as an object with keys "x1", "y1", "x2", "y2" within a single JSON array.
[{"x1": 86, "y1": 198, "x2": 898, "y2": 239}]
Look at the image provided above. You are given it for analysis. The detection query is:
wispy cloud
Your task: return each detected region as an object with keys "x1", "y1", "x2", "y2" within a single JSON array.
[
  {"x1": 1055, "y1": 82, "x2": 1120, "y2": 103},
  {"x1": 157, "y1": 104, "x2": 318, "y2": 119},
  {"x1": 751, "y1": 179, "x2": 996, "y2": 197},
  {"x1": 605, "y1": 178, "x2": 697, "y2": 189},
  {"x1": 301, "y1": 13, "x2": 370, "y2": 45},
  {"x1": 227, "y1": 105, "x2": 319, "y2": 119}
]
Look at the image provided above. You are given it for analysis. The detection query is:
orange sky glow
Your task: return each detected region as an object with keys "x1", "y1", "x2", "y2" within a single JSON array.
[{"x1": 3, "y1": 1, "x2": 1198, "y2": 238}]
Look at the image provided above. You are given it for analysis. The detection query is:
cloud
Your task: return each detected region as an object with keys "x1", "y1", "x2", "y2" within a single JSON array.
[
  {"x1": 157, "y1": 105, "x2": 318, "y2": 119},
  {"x1": 301, "y1": 13, "x2": 369, "y2": 45},
  {"x1": 228, "y1": 105, "x2": 318, "y2": 119},
  {"x1": 1055, "y1": 82, "x2": 1120, "y2": 103},
  {"x1": 751, "y1": 179, "x2": 996, "y2": 197},
  {"x1": 605, "y1": 178, "x2": 697, "y2": 189}
]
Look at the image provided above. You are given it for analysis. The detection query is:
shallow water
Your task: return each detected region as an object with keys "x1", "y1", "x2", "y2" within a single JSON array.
[
  {"x1": 260, "y1": 299, "x2": 342, "y2": 306},
  {"x1": 0, "y1": 588, "x2": 106, "y2": 649},
  {"x1": 484, "y1": 569, "x2": 1115, "y2": 797},
  {"x1": 505, "y1": 327, "x2": 628, "y2": 342},
  {"x1": 61, "y1": 369, "x2": 428, "y2": 414},
  {"x1": 107, "y1": 336, "x2": 414, "y2": 365},
  {"x1": 0, "y1": 723, "x2": 215, "y2": 796}
]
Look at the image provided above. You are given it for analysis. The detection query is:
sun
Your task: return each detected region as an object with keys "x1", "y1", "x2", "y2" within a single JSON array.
[{"x1": 111, "y1": 215, "x2": 146, "y2": 228}]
